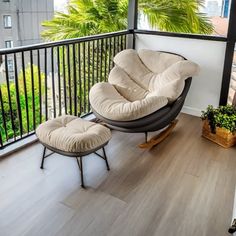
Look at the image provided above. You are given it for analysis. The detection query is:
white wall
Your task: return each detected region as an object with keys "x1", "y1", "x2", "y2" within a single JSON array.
[{"x1": 135, "y1": 34, "x2": 227, "y2": 116}]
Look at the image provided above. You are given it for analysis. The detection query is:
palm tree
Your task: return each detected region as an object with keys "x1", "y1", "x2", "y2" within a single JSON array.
[
  {"x1": 140, "y1": 0, "x2": 213, "y2": 34},
  {"x1": 42, "y1": 0, "x2": 213, "y2": 41},
  {"x1": 42, "y1": 0, "x2": 128, "y2": 40}
]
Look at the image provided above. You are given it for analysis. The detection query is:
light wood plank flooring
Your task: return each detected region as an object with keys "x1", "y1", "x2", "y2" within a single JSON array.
[{"x1": 0, "y1": 113, "x2": 236, "y2": 236}]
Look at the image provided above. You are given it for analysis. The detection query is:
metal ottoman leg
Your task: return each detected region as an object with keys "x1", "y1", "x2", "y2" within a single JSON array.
[
  {"x1": 102, "y1": 147, "x2": 110, "y2": 171},
  {"x1": 76, "y1": 156, "x2": 85, "y2": 188},
  {"x1": 40, "y1": 146, "x2": 47, "y2": 169}
]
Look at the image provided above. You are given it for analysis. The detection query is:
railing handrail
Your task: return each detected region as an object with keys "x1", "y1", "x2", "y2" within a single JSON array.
[
  {"x1": 0, "y1": 28, "x2": 227, "y2": 56},
  {"x1": 0, "y1": 30, "x2": 132, "y2": 55},
  {"x1": 134, "y1": 29, "x2": 227, "y2": 42}
]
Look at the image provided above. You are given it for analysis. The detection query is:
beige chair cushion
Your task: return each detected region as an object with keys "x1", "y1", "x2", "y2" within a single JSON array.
[
  {"x1": 36, "y1": 115, "x2": 111, "y2": 153},
  {"x1": 90, "y1": 82, "x2": 168, "y2": 121},
  {"x1": 113, "y1": 49, "x2": 152, "y2": 90},
  {"x1": 89, "y1": 49, "x2": 200, "y2": 121},
  {"x1": 108, "y1": 66, "x2": 148, "y2": 102},
  {"x1": 114, "y1": 49, "x2": 200, "y2": 102},
  {"x1": 138, "y1": 49, "x2": 184, "y2": 74},
  {"x1": 148, "y1": 60, "x2": 200, "y2": 102}
]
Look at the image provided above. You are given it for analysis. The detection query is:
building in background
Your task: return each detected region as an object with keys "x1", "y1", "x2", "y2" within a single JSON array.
[
  {"x1": 206, "y1": 1, "x2": 222, "y2": 16},
  {"x1": 222, "y1": 0, "x2": 230, "y2": 18},
  {"x1": 204, "y1": 0, "x2": 231, "y2": 18},
  {"x1": 0, "y1": 0, "x2": 54, "y2": 82},
  {"x1": 203, "y1": 0, "x2": 231, "y2": 37},
  {"x1": 0, "y1": 0, "x2": 54, "y2": 49}
]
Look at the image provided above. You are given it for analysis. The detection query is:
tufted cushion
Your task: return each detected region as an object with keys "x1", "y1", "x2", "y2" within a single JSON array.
[
  {"x1": 138, "y1": 49, "x2": 184, "y2": 74},
  {"x1": 90, "y1": 82, "x2": 168, "y2": 121},
  {"x1": 147, "y1": 60, "x2": 200, "y2": 101},
  {"x1": 113, "y1": 49, "x2": 152, "y2": 90},
  {"x1": 108, "y1": 66, "x2": 148, "y2": 101},
  {"x1": 36, "y1": 115, "x2": 111, "y2": 153},
  {"x1": 89, "y1": 49, "x2": 200, "y2": 121}
]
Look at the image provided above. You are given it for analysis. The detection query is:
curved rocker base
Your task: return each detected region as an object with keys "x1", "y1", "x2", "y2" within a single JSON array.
[{"x1": 139, "y1": 119, "x2": 178, "y2": 149}]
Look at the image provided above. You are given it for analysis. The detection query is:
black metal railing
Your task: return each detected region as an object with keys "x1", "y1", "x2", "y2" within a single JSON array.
[{"x1": 0, "y1": 30, "x2": 130, "y2": 149}]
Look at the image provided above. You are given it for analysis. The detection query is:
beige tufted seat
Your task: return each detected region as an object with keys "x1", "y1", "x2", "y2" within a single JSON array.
[
  {"x1": 36, "y1": 115, "x2": 112, "y2": 188},
  {"x1": 36, "y1": 115, "x2": 111, "y2": 153},
  {"x1": 89, "y1": 49, "x2": 200, "y2": 122}
]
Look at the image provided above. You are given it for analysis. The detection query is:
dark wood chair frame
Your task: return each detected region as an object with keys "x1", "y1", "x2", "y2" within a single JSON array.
[{"x1": 39, "y1": 141, "x2": 110, "y2": 188}]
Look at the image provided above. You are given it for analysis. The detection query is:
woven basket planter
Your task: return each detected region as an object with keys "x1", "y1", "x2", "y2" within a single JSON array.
[{"x1": 202, "y1": 120, "x2": 236, "y2": 148}]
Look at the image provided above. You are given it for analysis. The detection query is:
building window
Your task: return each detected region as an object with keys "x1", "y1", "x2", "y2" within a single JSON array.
[
  {"x1": 3, "y1": 15, "x2": 12, "y2": 28},
  {"x1": 9, "y1": 76, "x2": 14, "y2": 80},
  {"x1": 3, "y1": 0, "x2": 10, "y2": 2},
  {"x1": 5, "y1": 40, "x2": 13, "y2": 48},
  {"x1": 7, "y1": 59, "x2": 14, "y2": 72}
]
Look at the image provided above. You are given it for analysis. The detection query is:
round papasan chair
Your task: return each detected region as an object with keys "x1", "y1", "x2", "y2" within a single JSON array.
[{"x1": 89, "y1": 49, "x2": 200, "y2": 148}]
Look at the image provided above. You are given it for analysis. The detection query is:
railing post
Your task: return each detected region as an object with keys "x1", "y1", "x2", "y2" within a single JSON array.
[
  {"x1": 220, "y1": 0, "x2": 236, "y2": 105},
  {"x1": 127, "y1": 0, "x2": 138, "y2": 49}
]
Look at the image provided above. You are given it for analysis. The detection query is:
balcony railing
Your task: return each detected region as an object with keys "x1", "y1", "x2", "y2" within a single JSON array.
[
  {"x1": 0, "y1": 30, "x2": 131, "y2": 149},
  {"x1": 0, "y1": 27, "x2": 234, "y2": 151}
]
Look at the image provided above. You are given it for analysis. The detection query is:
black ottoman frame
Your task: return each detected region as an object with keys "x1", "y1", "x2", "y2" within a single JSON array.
[{"x1": 39, "y1": 141, "x2": 110, "y2": 188}]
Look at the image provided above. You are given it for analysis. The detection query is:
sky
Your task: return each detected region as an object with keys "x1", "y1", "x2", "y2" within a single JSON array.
[{"x1": 54, "y1": 0, "x2": 68, "y2": 12}]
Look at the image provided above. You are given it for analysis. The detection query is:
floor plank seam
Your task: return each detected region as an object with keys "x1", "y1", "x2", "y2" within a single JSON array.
[{"x1": 184, "y1": 172, "x2": 200, "y2": 178}]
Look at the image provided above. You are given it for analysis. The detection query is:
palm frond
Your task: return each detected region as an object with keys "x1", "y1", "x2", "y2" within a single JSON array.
[
  {"x1": 139, "y1": 0, "x2": 213, "y2": 34},
  {"x1": 41, "y1": 0, "x2": 213, "y2": 41}
]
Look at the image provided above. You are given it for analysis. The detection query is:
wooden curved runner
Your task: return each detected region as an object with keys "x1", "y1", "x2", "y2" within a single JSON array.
[{"x1": 139, "y1": 119, "x2": 178, "y2": 149}]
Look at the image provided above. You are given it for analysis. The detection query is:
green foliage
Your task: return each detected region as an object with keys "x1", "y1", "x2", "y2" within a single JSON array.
[
  {"x1": 140, "y1": 0, "x2": 213, "y2": 34},
  {"x1": 41, "y1": 0, "x2": 213, "y2": 41},
  {"x1": 201, "y1": 105, "x2": 236, "y2": 133},
  {"x1": 0, "y1": 65, "x2": 45, "y2": 143},
  {"x1": 42, "y1": 0, "x2": 128, "y2": 40},
  {"x1": 56, "y1": 39, "x2": 117, "y2": 116}
]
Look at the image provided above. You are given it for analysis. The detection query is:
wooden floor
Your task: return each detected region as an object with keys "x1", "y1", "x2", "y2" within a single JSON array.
[{"x1": 0, "y1": 113, "x2": 236, "y2": 236}]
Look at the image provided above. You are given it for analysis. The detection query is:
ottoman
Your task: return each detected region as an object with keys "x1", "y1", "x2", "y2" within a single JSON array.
[{"x1": 36, "y1": 115, "x2": 112, "y2": 188}]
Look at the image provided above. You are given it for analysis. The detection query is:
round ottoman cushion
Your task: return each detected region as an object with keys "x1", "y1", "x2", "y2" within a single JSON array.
[{"x1": 36, "y1": 115, "x2": 112, "y2": 153}]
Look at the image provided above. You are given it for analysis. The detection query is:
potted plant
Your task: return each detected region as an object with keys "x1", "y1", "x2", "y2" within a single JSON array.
[{"x1": 201, "y1": 105, "x2": 236, "y2": 148}]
